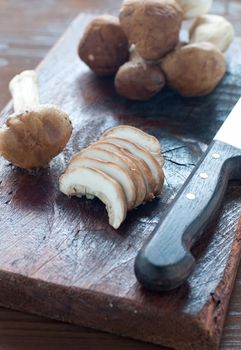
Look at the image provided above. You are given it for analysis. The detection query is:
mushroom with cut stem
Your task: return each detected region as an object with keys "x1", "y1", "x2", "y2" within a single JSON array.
[
  {"x1": 60, "y1": 166, "x2": 127, "y2": 229},
  {"x1": 0, "y1": 70, "x2": 72, "y2": 169}
]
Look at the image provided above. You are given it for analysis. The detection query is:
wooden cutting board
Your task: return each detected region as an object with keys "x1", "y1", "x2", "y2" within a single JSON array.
[{"x1": 1, "y1": 13, "x2": 241, "y2": 350}]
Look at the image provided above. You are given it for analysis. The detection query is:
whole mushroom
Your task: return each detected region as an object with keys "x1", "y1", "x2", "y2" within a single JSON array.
[
  {"x1": 119, "y1": 0, "x2": 183, "y2": 60},
  {"x1": 78, "y1": 15, "x2": 129, "y2": 76},
  {"x1": 0, "y1": 70, "x2": 72, "y2": 169},
  {"x1": 115, "y1": 47, "x2": 166, "y2": 101},
  {"x1": 161, "y1": 42, "x2": 226, "y2": 97},
  {"x1": 189, "y1": 14, "x2": 235, "y2": 53}
]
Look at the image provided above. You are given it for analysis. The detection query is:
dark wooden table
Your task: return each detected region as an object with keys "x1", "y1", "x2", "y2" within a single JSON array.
[{"x1": 0, "y1": 1, "x2": 241, "y2": 349}]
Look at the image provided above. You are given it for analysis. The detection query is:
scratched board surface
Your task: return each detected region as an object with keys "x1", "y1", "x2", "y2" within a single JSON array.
[{"x1": 0, "y1": 14, "x2": 241, "y2": 350}]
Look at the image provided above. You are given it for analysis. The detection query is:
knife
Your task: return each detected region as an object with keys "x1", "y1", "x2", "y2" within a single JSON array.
[{"x1": 134, "y1": 98, "x2": 241, "y2": 292}]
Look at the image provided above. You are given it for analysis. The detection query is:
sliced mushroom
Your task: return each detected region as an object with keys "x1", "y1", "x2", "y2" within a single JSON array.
[
  {"x1": 60, "y1": 166, "x2": 127, "y2": 229},
  {"x1": 101, "y1": 125, "x2": 162, "y2": 156},
  {"x1": 121, "y1": 148, "x2": 164, "y2": 197},
  {"x1": 100, "y1": 137, "x2": 164, "y2": 195},
  {"x1": 93, "y1": 141, "x2": 154, "y2": 200},
  {"x1": 120, "y1": 148, "x2": 156, "y2": 200},
  {"x1": 68, "y1": 157, "x2": 136, "y2": 210},
  {"x1": 73, "y1": 146, "x2": 146, "y2": 207},
  {"x1": 101, "y1": 125, "x2": 164, "y2": 167}
]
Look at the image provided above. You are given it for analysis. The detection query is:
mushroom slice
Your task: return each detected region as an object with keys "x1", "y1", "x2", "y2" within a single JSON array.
[
  {"x1": 93, "y1": 141, "x2": 154, "y2": 201},
  {"x1": 122, "y1": 148, "x2": 164, "y2": 199},
  {"x1": 68, "y1": 157, "x2": 136, "y2": 210},
  {"x1": 100, "y1": 137, "x2": 164, "y2": 195},
  {"x1": 60, "y1": 166, "x2": 127, "y2": 229},
  {"x1": 101, "y1": 125, "x2": 163, "y2": 159},
  {"x1": 72, "y1": 146, "x2": 146, "y2": 207}
]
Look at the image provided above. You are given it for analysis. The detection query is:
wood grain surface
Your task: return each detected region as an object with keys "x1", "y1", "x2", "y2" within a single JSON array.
[{"x1": 1, "y1": 1, "x2": 241, "y2": 350}]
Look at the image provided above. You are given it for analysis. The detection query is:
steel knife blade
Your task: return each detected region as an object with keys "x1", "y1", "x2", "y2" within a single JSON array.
[{"x1": 135, "y1": 98, "x2": 241, "y2": 292}]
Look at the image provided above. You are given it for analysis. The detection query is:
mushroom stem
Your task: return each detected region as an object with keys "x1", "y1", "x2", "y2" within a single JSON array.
[{"x1": 9, "y1": 70, "x2": 40, "y2": 113}]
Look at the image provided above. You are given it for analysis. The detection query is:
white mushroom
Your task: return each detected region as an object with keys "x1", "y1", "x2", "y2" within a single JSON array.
[
  {"x1": 94, "y1": 141, "x2": 155, "y2": 201},
  {"x1": 60, "y1": 166, "x2": 127, "y2": 229},
  {"x1": 68, "y1": 157, "x2": 136, "y2": 210},
  {"x1": 189, "y1": 14, "x2": 235, "y2": 52},
  {"x1": 100, "y1": 137, "x2": 164, "y2": 195},
  {"x1": 73, "y1": 146, "x2": 146, "y2": 207},
  {"x1": 0, "y1": 70, "x2": 72, "y2": 169},
  {"x1": 176, "y1": 0, "x2": 212, "y2": 19},
  {"x1": 101, "y1": 125, "x2": 164, "y2": 165}
]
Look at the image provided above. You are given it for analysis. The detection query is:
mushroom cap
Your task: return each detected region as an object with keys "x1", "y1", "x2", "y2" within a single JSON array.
[
  {"x1": 59, "y1": 166, "x2": 127, "y2": 229},
  {"x1": 176, "y1": 0, "x2": 212, "y2": 19},
  {"x1": 93, "y1": 141, "x2": 154, "y2": 201},
  {"x1": 100, "y1": 136, "x2": 164, "y2": 195},
  {"x1": 161, "y1": 42, "x2": 226, "y2": 97},
  {"x1": 78, "y1": 15, "x2": 129, "y2": 76},
  {"x1": 115, "y1": 59, "x2": 165, "y2": 101},
  {"x1": 74, "y1": 143, "x2": 146, "y2": 207},
  {"x1": 189, "y1": 14, "x2": 235, "y2": 53},
  {"x1": 0, "y1": 104, "x2": 72, "y2": 169},
  {"x1": 119, "y1": 0, "x2": 183, "y2": 60},
  {"x1": 67, "y1": 156, "x2": 136, "y2": 210}
]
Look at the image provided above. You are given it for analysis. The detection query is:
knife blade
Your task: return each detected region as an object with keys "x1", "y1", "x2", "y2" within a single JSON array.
[{"x1": 135, "y1": 98, "x2": 241, "y2": 292}]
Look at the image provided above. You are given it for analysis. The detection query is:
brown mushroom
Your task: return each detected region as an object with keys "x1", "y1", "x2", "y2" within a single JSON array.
[
  {"x1": 161, "y1": 42, "x2": 226, "y2": 97},
  {"x1": 119, "y1": 0, "x2": 183, "y2": 60},
  {"x1": 0, "y1": 70, "x2": 72, "y2": 169},
  {"x1": 78, "y1": 15, "x2": 129, "y2": 76},
  {"x1": 115, "y1": 47, "x2": 166, "y2": 101}
]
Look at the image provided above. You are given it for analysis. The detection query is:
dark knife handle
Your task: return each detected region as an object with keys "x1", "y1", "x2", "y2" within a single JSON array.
[{"x1": 135, "y1": 140, "x2": 241, "y2": 292}]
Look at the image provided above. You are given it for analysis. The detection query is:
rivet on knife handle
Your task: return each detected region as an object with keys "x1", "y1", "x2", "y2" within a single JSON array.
[{"x1": 135, "y1": 139, "x2": 241, "y2": 292}]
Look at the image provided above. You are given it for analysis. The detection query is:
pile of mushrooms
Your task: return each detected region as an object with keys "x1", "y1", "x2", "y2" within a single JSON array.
[
  {"x1": 0, "y1": 70, "x2": 72, "y2": 169},
  {"x1": 59, "y1": 126, "x2": 164, "y2": 229},
  {"x1": 78, "y1": 0, "x2": 234, "y2": 100}
]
